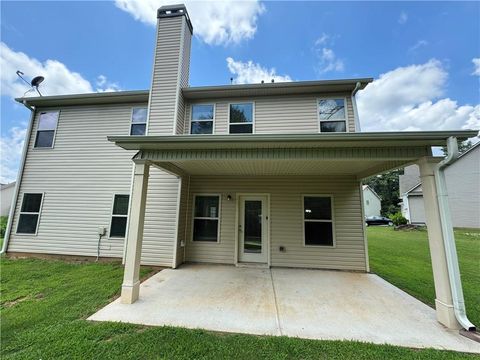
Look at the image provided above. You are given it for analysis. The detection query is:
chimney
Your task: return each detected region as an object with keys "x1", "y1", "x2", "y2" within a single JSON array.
[{"x1": 148, "y1": 4, "x2": 193, "y2": 135}]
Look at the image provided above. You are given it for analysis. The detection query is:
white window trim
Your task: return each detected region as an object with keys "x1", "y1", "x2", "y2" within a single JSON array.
[
  {"x1": 191, "y1": 193, "x2": 221, "y2": 243},
  {"x1": 15, "y1": 192, "x2": 44, "y2": 236},
  {"x1": 302, "y1": 194, "x2": 336, "y2": 248},
  {"x1": 189, "y1": 103, "x2": 216, "y2": 135},
  {"x1": 108, "y1": 193, "x2": 130, "y2": 239},
  {"x1": 228, "y1": 101, "x2": 255, "y2": 134},
  {"x1": 33, "y1": 111, "x2": 60, "y2": 149},
  {"x1": 130, "y1": 107, "x2": 148, "y2": 136},
  {"x1": 317, "y1": 97, "x2": 349, "y2": 133}
]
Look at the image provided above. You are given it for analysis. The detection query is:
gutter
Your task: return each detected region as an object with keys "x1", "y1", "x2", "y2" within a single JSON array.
[
  {"x1": 1, "y1": 102, "x2": 35, "y2": 254},
  {"x1": 108, "y1": 130, "x2": 479, "y2": 150},
  {"x1": 351, "y1": 81, "x2": 362, "y2": 132},
  {"x1": 435, "y1": 136, "x2": 476, "y2": 331}
]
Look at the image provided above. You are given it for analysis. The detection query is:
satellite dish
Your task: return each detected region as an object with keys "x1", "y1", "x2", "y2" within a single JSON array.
[
  {"x1": 31, "y1": 76, "x2": 44, "y2": 88},
  {"x1": 16, "y1": 71, "x2": 45, "y2": 96}
]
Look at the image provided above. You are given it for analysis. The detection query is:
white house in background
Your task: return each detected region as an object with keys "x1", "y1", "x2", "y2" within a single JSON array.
[
  {"x1": 400, "y1": 142, "x2": 480, "y2": 228},
  {"x1": 362, "y1": 185, "x2": 381, "y2": 217},
  {"x1": 1, "y1": 182, "x2": 16, "y2": 216}
]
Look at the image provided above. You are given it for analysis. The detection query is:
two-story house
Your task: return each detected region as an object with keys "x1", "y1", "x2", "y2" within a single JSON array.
[{"x1": 3, "y1": 5, "x2": 477, "y2": 332}]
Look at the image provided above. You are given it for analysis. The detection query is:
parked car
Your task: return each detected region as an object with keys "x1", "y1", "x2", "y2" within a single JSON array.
[{"x1": 366, "y1": 216, "x2": 393, "y2": 226}]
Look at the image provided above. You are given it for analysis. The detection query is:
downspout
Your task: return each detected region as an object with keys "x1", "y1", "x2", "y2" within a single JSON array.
[
  {"x1": 351, "y1": 81, "x2": 362, "y2": 132},
  {"x1": 435, "y1": 136, "x2": 475, "y2": 331},
  {"x1": 1, "y1": 101, "x2": 35, "y2": 254}
]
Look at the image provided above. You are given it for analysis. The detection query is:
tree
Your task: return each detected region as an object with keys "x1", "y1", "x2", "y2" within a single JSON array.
[
  {"x1": 441, "y1": 140, "x2": 473, "y2": 156},
  {"x1": 364, "y1": 169, "x2": 402, "y2": 216}
]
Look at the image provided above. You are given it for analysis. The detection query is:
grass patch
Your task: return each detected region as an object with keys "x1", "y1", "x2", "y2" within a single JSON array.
[
  {"x1": 1, "y1": 257, "x2": 477, "y2": 359},
  {"x1": 368, "y1": 226, "x2": 480, "y2": 326}
]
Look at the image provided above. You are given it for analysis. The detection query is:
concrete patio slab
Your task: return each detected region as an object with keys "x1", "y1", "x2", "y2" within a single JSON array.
[{"x1": 89, "y1": 264, "x2": 479, "y2": 354}]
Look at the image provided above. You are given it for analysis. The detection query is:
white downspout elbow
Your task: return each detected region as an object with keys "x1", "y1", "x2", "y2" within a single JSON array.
[{"x1": 434, "y1": 136, "x2": 476, "y2": 331}]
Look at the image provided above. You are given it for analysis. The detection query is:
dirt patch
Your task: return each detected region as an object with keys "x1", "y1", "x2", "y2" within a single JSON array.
[
  {"x1": 394, "y1": 224, "x2": 426, "y2": 231},
  {"x1": 3, "y1": 295, "x2": 29, "y2": 308}
]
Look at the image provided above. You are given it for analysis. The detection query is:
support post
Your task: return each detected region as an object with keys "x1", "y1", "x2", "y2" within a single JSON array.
[
  {"x1": 121, "y1": 161, "x2": 150, "y2": 304},
  {"x1": 418, "y1": 157, "x2": 461, "y2": 329}
]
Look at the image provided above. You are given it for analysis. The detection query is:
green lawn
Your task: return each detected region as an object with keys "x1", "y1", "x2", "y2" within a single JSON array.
[
  {"x1": 1, "y1": 230, "x2": 478, "y2": 359},
  {"x1": 368, "y1": 226, "x2": 480, "y2": 326}
]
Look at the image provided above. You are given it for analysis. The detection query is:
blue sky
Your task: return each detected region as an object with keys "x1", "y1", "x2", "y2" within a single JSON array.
[{"x1": 1, "y1": 1, "x2": 479, "y2": 182}]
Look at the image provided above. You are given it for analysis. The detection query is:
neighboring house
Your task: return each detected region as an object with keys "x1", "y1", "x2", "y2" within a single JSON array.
[
  {"x1": 400, "y1": 142, "x2": 480, "y2": 228},
  {"x1": 362, "y1": 185, "x2": 381, "y2": 217},
  {"x1": 1, "y1": 182, "x2": 16, "y2": 217},
  {"x1": 3, "y1": 4, "x2": 477, "y2": 330}
]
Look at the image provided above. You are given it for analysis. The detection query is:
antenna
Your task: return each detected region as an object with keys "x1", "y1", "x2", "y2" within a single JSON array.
[
  {"x1": 16, "y1": 70, "x2": 45, "y2": 96},
  {"x1": 16, "y1": 71, "x2": 30, "y2": 86}
]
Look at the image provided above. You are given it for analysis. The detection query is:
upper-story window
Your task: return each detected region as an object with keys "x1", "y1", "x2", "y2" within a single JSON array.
[
  {"x1": 34, "y1": 111, "x2": 59, "y2": 148},
  {"x1": 191, "y1": 104, "x2": 214, "y2": 134},
  {"x1": 318, "y1": 99, "x2": 347, "y2": 133},
  {"x1": 130, "y1": 107, "x2": 147, "y2": 135},
  {"x1": 229, "y1": 103, "x2": 253, "y2": 134}
]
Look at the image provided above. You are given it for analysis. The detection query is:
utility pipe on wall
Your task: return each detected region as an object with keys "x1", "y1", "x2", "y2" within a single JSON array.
[{"x1": 435, "y1": 136, "x2": 475, "y2": 331}]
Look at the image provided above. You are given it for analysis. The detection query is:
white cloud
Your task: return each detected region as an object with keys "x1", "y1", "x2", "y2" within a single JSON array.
[
  {"x1": 114, "y1": 0, "x2": 266, "y2": 45},
  {"x1": 314, "y1": 33, "x2": 330, "y2": 46},
  {"x1": 408, "y1": 40, "x2": 428, "y2": 52},
  {"x1": 357, "y1": 59, "x2": 480, "y2": 132},
  {"x1": 0, "y1": 43, "x2": 121, "y2": 183},
  {"x1": 0, "y1": 42, "x2": 120, "y2": 98},
  {"x1": 95, "y1": 75, "x2": 122, "y2": 93},
  {"x1": 317, "y1": 48, "x2": 344, "y2": 73},
  {"x1": 398, "y1": 11, "x2": 408, "y2": 24},
  {"x1": 312, "y1": 33, "x2": 344, "y2": 75},
  {"x1": 226, "y1": 57, "x2": 291, "y2": 84},
  {"x1": 0, "y1": 42, "x2": 92, "y2": 98},
  {"x1": 472, "y1": 58, "x2": 480, "y2": 76},
  {"x1": 0, "y1": 126, "x2": 26, "y2": 183}
]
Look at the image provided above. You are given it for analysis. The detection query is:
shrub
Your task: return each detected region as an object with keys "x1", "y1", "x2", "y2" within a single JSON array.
[
  {"x1": 0, "y1": 216, "x2": 8, "y2": 239},
  {"x1": 389, "y1": 212, "x2": 408, "y2": 226}
]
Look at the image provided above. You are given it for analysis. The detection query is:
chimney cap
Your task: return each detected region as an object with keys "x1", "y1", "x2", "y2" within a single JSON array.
[{"x1": 158, "y1": 4, "x2": 193, "y2": 34}]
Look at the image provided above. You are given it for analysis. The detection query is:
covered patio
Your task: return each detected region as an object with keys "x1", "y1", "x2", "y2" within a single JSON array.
[
  {"x1": 89, "y1": 264, "x2": 479, "y2": 353},
  {"x1": 108, "y1": 130, "x2": 478, "y2": 334}
]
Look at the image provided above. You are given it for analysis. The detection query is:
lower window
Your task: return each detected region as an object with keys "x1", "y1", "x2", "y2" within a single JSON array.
[
  {"x1": 320, "y1": 121, "x2": 346, "y2": 132},
  {"x1": 192, "y1": 195, "x2": 220, "y2": 242},
  {"x1": 110, "y1": 194, "x2": 129, "y2": 237},
  {"x1": 17, "y1": 193, "x2": 43, "y2": 234},
  {"x1": 303, "y1": 196, "x2": 334, "y2": 246}
]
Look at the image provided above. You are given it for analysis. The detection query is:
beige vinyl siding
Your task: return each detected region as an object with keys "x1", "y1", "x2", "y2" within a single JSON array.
[
  {"x1": 347, "y1": 96, "x2": 355, "y2": 132},
  {"x1": 8, "y1": 104, "x2": 178, "y2": 267},
  {"x1": 184, "y1": 94, "x2": 356, "y2": 134},
  {"x1": 185, "y1": 176, "x2": 366, "y2": 271},
  {"x1": 142, "y1": 167, "x2": 179, "y2": 266},
  {"x1": 148, "y1": 16, "x2": 182, "y2": 135},
  {"x1": 174, "y1": 176, "x2": 190, "y2": 266},
  {"x1": 175, "y1": 20, "x2": 191, "y2": 135}
]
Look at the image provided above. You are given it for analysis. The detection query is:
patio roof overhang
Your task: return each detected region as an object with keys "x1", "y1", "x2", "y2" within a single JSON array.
[{"x1": 108, "y1": 131, "x2": 478, "y2": 179}]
